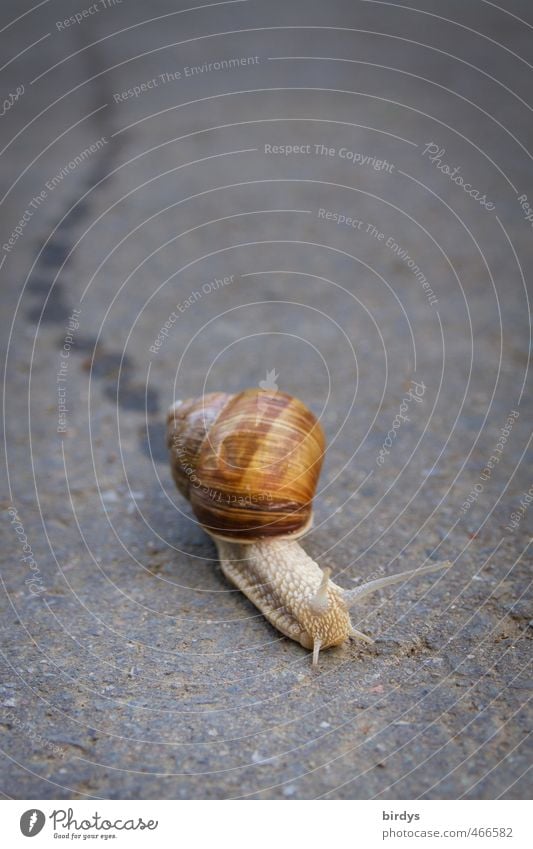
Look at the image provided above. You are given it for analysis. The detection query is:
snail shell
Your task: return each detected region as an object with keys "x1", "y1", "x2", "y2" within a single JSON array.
[{"x1": 167, "y1": 388, "x2": 325, "y2": 542}]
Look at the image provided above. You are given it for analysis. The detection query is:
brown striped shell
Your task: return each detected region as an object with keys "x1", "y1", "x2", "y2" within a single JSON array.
[{"x1": 167, "y1": 389, "x2": 326, "y2": 542}]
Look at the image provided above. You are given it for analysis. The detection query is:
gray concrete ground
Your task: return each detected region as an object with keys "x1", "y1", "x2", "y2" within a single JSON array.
[{"x1": 0, "y1": 0, "x2": 531, "y2": 799}]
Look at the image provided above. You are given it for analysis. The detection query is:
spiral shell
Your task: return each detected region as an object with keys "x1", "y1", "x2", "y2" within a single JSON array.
[{"x1": 167, "y1": 388, "x2": 325, "y2": 541}]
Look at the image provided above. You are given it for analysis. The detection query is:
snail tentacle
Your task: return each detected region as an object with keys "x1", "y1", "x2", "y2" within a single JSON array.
[
  {"x1": 342, "y1": 560, "x2": 453, "y2": 608},
  {"x1": 349, "y1": 626, "x2": 375, "y2": 644}
]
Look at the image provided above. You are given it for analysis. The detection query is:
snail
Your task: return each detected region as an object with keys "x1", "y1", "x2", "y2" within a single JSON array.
[{"x1": 167, "y1": 388, "x2": 452, "y2": 665}]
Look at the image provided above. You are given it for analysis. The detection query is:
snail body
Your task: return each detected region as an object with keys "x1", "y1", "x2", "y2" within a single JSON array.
[{"x1": 167, "y1": 388, "x2": 452, "y2": 664}]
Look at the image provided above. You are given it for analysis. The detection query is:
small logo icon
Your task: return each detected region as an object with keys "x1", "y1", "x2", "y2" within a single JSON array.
[
  {"x1": 258, "y1": 369, "x2": 279, "y2": 394},
  {"x1": 256, "y1": 369, "x2": 279, "y2": 423},
  {"x1": 20, "y1": 810, "x2": 45, "y2": 837}
]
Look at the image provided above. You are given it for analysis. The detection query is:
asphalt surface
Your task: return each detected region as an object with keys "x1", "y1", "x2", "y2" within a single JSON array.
[{"x1": 1, "y1": 0, "x2": 531, "y2": 800}]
